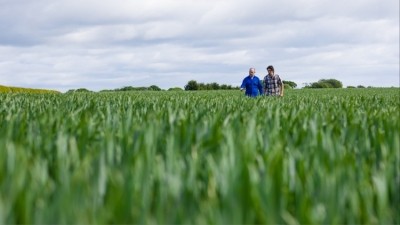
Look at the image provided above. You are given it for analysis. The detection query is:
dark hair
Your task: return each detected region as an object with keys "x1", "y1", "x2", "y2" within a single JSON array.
[{"x1": 266, "y1": 65, "x2": 274, "y2": 72}]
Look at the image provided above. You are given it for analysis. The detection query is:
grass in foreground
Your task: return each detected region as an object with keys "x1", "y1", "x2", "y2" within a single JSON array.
[{"x1": 0, "y1": 88, "x2": 399, "y2": 224}]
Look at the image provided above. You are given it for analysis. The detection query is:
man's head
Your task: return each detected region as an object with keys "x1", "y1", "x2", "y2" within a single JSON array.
[
  {"x1": 249, "y1": 68, "x2": 256, "y2": 77},
  {"x1": 267, "y1": 65, "x2": 274, "y2": 75}
]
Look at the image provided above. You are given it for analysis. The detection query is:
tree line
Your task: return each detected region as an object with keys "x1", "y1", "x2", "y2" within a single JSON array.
[
  {"x1": 100, "y1": 85, "x2": 162, "y2": 92},
  {"x1": 65, "y1": 78, "x2": 372, "y2": 93},
  {"x1": 66, "y1": 85, "x2": 164, "y2": 93},
  {"x1": 184, "y1": 80, "x2": 298, "y2": 90},
  {"x1": 184, "y1": 80, "x2": 239, "y2": 91}
]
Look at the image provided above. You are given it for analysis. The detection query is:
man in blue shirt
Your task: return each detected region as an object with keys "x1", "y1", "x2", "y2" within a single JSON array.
[{"x1": 240, "y1": 68, "x2": 263, "y2": 97}]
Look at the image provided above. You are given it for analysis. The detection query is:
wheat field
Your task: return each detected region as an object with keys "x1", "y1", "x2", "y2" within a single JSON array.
[{"x1": 0, "y1": 88, "x2": 399, "y2": 224}]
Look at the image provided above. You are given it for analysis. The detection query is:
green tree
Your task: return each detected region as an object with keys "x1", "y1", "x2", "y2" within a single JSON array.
[
  {"x1": 310, "y1": 82, "x2": 332, "y2": 88},
  {"x1": 198, "y1": 83, "x2": 206, "y2": 90},
  {"x1": 168, "y1": 87, "x2": 184, "y2": 91},
  {"x1": 185, "y1": 80, "x2": 199, "y2": 91},
  {"x1": 119, "y1": 86, "x2": 135, "y2": 91},
  {"x1": 184, "y1": 80, "x2": 239, "y2": 90},
  {"x1": 319, "y1": 79, "x2": 343, "y2": 88},
  {"x1": 283, "y1": 80, "x2": 297, "y2": 88},
  {"x1": 210, "y1": 82, "x2": 220, "y2": 90},
  {"x1": 305, "y1": 79, "x2": 343, "y2": 88},
  {"x1": 149, "y1": 85, "x2": 162, "y2": 91},
  {"x1": 66, "y1": 88, "x2": 92, "y2": 93}
]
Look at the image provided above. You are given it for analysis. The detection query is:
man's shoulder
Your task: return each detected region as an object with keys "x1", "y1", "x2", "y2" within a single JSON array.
[{"x1": 270, "y1": 74, "x2": 281, "y2": 80}]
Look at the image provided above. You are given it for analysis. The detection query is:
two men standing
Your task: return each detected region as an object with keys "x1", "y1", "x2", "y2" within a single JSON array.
[{"x1": 240, "y1": 65, "x2": 284, "y2": 97}]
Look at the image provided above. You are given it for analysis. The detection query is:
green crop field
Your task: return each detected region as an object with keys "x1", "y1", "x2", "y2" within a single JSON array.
[{"x1": 0, "y1": 88, "x2": 399, "y2": 224}]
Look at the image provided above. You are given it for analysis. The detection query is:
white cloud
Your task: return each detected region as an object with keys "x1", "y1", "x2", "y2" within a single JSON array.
[{"x1": 0, "y1": 0, "x2": 398, "y2": 91}]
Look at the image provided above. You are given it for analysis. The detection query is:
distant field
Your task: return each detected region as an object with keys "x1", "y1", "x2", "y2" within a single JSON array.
[
  {"x1": 0, "y1": 88, "x2": 399, "y2": 224},
  {"x1": 0, "y1": 85, "x2": 59, "y2": 94}
]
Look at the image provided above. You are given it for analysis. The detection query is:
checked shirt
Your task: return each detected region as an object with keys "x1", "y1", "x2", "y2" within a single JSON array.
[{"x1": 264, "y1": 74, "x2": 282, "y2": 96}]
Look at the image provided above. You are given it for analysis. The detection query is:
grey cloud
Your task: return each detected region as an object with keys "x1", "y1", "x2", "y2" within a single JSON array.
[{"x1": 0, "y1": 0, "x2": 398, "y2": 91}]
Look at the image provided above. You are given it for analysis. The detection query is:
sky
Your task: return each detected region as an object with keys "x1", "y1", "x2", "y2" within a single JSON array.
[{"x1": 0, "y1": 0, "x2": 399, "y2": 92}]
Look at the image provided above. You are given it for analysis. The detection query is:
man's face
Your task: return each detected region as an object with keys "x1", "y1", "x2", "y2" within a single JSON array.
[
  {"x1": 267, "y1": 69, "x2": 274, "y2": 75},
  {"x1": 249, "y1": 69, "x2": 255, "y2": 77}
]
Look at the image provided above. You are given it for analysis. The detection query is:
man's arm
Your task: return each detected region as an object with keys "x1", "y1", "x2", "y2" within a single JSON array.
[
  {"x1": 262, "y1": 77, "x2": 267, "y2": 95},
  {"x1": 258, "y1": 78, "x2": 263, "y2": 95},
  {"x1": 279, "y1": 78, "x2": 284, "y2": 96},
  {"x1": 240, "y1": 77, "x2": 247, "y2": 91}
]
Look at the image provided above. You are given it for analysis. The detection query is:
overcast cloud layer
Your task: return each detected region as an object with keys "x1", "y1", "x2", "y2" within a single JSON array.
[{"x1": 0, "y1": 0, "x2": 399, "y2": 91}]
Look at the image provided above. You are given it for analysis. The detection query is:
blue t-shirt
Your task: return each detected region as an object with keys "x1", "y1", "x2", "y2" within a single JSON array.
[{"x1": 241, "y1": 75, "x2": 263, "y2": 97}]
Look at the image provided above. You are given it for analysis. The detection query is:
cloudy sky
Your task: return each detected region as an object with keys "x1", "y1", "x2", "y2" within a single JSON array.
[{"x1": 0, "y1": 0, "x2": 398, "y2": 91}]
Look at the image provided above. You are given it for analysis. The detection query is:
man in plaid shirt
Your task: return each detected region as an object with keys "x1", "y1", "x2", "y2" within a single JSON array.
[{"x1": 264, "y1": 65, "x2": 284, "y2": 96}]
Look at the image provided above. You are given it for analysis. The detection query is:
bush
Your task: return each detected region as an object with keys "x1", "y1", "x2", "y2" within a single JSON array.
[
  {"x1": 306, "y1": 79, "x2": 343, "y2": 88},
  {"x1": 168, "y1": 87, "x2": 184, "y2": 91},
  {"x1": 283, "y1": 81, "x2": 297, "y2": 88}
]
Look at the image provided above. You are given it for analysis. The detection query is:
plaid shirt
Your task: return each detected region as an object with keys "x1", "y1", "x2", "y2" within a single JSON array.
[{"x1": 264, "y1": 74, "x2": 282, "y2": 96}]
